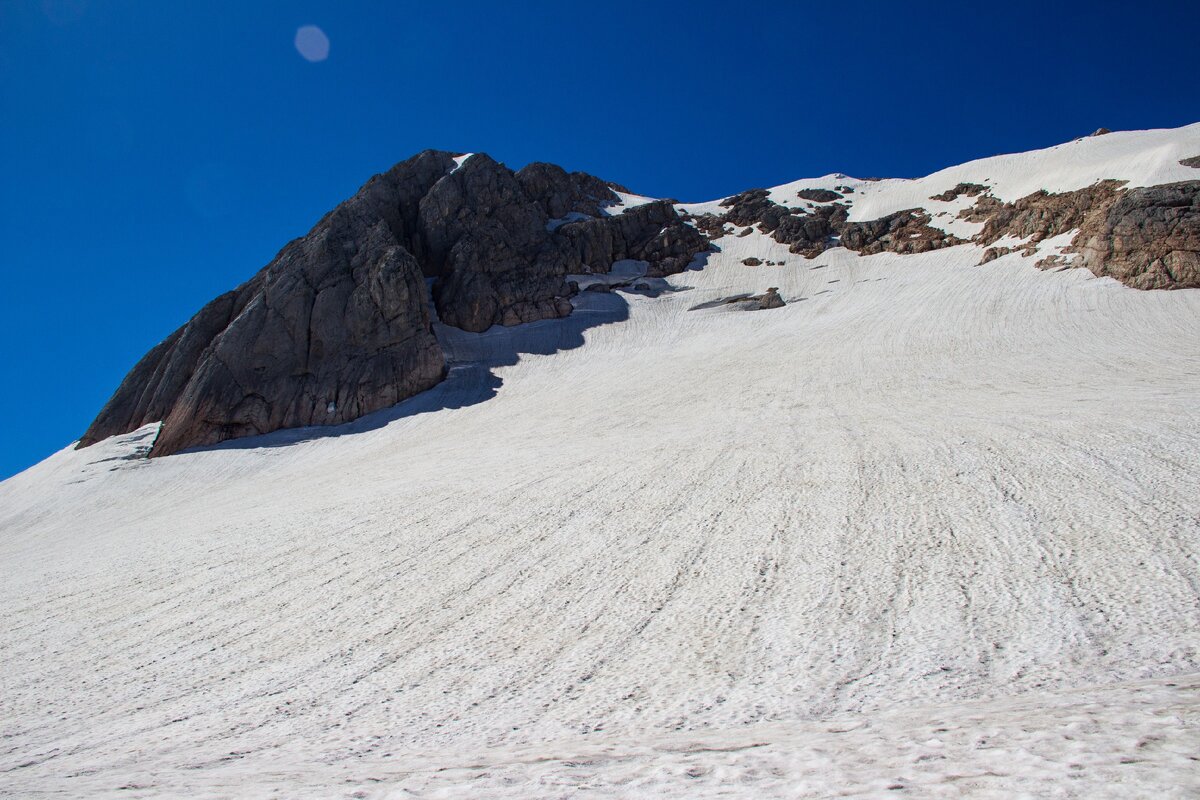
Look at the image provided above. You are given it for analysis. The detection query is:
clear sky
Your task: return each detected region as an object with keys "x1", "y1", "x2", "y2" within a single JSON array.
[{"x1": 1, "y1": 0, "x2": 1197, "y2": 479}]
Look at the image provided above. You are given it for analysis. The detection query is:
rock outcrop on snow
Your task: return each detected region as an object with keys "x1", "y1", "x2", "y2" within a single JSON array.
[
  {"x1": 79, "y1": 151, "x2": 707, "y2": 455},
  {"x1": 928, "y1": 183, "x2": 988, "y2": 202},
  {"x1": 690, "y1": 191, "x2": 963, "y2": 258},
  {"x1": 966, "y1": 181, "x2": 1200, "y2": 289},
  {"x1": 1072, "y1": 182, "x2": 1200, "y2": 289},
  {"x1": 690, "y1": 178, "x2": 1200, "y2": 289}
]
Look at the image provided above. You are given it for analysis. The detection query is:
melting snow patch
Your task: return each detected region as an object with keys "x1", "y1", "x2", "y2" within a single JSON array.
[{"x1": 546, "y1": 212, "x2": 591, "y2": 232}]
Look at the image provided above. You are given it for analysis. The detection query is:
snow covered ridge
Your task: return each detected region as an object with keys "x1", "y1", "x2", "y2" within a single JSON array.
[
  {"x1": 4, "y1": 126, "x2": 1200, "y2": 799},
  {"x1": 678, "y1": 122, "x2": 1200, "y2": 290}
]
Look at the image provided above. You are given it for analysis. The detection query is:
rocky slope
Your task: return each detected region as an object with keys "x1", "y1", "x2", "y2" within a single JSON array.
[
  {"x1": 692, "y1": 178, "x2": 1200, "y2": 289},
  {"x1": 79, "y1": 127, "x2": 1200, "y2": 456}
]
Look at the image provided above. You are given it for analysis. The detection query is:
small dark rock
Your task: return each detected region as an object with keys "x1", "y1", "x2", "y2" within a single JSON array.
[
  {"x1": 930, "y1": 183, "x2": 989, "y2": 202},
  {"x1": 979, "y1": 246, "x2": 1013, "y2": 264},
  {"x1": 796, "y1": 188, "x2": 843, "y2": 202},
  {"x1": 758, "y1": 287, "x2": 785, "y2": 309}
]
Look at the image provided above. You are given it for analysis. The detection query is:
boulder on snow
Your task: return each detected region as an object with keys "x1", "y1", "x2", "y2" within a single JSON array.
[{"x1": 688, "y1": 287, "x2": 785, "y2": 312}]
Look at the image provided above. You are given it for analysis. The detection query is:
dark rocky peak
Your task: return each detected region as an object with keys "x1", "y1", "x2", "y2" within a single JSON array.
[
  {"x1": 79, "y1": 149, "x2": 706, "y2": 456},
  {"x1": 515, "y1": 162, "x2": 619, "y2": 219}
]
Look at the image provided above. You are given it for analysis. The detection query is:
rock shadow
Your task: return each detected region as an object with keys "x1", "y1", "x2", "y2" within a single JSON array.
[{"x1": 188, "y1": 292, "x2": 631, "y2": 453}]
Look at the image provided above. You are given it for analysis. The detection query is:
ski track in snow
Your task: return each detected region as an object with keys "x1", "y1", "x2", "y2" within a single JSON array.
[{"x1": 2, "y1": 125, "x2": 1200, "y2": 798}]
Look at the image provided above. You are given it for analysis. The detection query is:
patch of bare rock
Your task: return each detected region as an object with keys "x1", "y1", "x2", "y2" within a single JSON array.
[
  {"x1": 692, "y1": 189, "x2": 962, "y2": 259},
  {"x1": 929, "y1": 183, "x2": 989, "y2": 202}
]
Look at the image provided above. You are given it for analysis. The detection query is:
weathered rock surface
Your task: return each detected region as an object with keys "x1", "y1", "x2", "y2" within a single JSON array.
[
  {"x1": 1072, "y1": 182, "x2": 1200, "y2": 288},
  {"x1": 80, "y1": 151, "x2": 455, "y2": 456},
  {"x1": 967, "y1": 180, "x2": 1200, "y2": 289},
  {"x1": 1180, "y1": 156, "x2": 1200, "y2": 169},
  {"x1": 970, "y1": 181, "x2": 1125, "y2": 244},
  {"x1": 80, "y1": 151, "x2": 707, "y2": 455},
  {"x1": 841, "y1": 210, "x2": 965, "y2": 255}
]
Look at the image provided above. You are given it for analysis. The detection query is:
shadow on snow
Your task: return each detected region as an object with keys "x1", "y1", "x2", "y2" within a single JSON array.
[{"x1": 186, "y1": 291, "x2": 634, "y2": 453}]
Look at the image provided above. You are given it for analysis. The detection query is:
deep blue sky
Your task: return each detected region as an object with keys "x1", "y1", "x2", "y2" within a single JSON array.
[{"x1": 1, "y1": 1, "x2": 1197, "y2": 479}]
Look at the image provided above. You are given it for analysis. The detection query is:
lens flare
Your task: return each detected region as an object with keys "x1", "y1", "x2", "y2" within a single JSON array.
[{"x1": 294, "y1": 25, "x2": 329, "y2": 62}]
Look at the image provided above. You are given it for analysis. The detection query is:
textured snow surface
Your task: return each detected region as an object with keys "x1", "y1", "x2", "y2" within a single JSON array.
[
  {"x1": 844, "y1": 123, "x2": 1200, "y2": 223},
  {"x1": 3, "y1": 125, "x2": 1200, "y2": 798}
]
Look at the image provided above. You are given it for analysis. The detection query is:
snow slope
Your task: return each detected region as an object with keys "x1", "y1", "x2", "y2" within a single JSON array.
[{"x1": 2, "y1": 125, "x2": 1200, "y2": 798}]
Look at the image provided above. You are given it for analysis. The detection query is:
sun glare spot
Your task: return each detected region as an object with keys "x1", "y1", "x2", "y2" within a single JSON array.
[{"x1": 294, "y1": 25, "x2": 330, "y2": 62}]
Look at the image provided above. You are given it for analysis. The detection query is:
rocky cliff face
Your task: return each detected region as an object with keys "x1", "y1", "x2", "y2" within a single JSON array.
[{"x1": 79, "y1": 151, "x2": 707, "y2": 455}]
